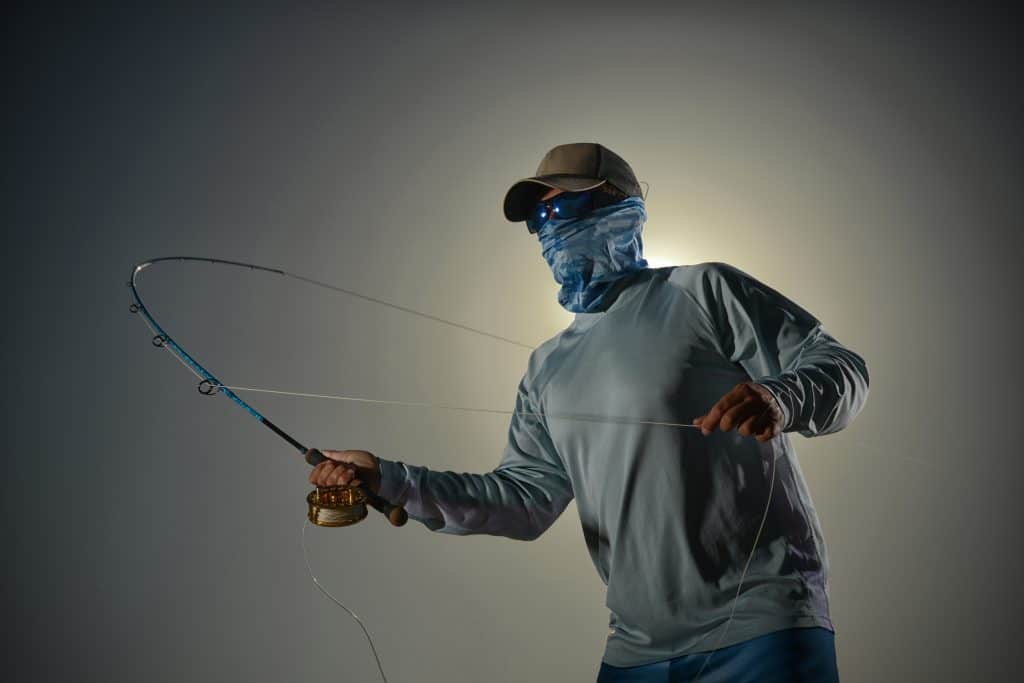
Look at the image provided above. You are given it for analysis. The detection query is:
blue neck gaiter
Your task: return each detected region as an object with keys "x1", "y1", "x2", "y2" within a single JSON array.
[{"x1": 536, "y1": 195, "x2": 650, "y2": 313}]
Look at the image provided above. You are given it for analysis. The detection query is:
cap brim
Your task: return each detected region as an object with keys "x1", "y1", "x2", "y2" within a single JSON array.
[{"x1": 502, "y1": 175, "x2": 607, "y2": 222}]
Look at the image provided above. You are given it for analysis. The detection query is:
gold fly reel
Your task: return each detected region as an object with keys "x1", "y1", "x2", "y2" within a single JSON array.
[{"x1": 307, "y1": 485, "x2": 369, "y2": 527}]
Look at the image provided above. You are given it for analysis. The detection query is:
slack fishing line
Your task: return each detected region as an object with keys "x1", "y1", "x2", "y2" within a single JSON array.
[{"x1": 128, "y1": 255, "x2": 891, "y2": 683}]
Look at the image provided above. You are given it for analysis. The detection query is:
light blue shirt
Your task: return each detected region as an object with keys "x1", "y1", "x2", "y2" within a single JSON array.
[{"x1": 376, "y1": 262, "x2": 870, "y2": 667}]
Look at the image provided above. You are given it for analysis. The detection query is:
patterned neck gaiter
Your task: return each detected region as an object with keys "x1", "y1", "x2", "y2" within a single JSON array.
[{"x1": 536, "y1": 195, "x2": 650, "y2": 313}]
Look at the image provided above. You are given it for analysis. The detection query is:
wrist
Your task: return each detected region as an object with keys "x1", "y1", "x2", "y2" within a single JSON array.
[
  {"x1": 752, "y1": 378, "x2": 795, "y2": 432},
  {"x1": 374, "y1": 457, "x2": 407, "y2": 503}
]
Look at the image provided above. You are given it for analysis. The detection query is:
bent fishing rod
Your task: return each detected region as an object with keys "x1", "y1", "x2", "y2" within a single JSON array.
[{"x1": 127, "y1": 255, "x2": 408, "y2": 528}]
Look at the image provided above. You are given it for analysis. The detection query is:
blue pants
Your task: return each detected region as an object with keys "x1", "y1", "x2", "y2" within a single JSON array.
[{"x1": 597, "y1": 627, "x2": 839, "y2": 682}]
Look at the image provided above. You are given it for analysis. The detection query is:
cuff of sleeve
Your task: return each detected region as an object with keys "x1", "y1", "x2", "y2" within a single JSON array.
[
  {"x1": 753, "y1": 376, "x2": 798, "y2": 433},
  {"x1": 375, "y1": 458, "x2": 409, "y2": 504}
]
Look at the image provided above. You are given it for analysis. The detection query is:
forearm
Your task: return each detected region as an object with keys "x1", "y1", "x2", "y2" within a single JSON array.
[
  {"x1": 375, "y1": 458, "x2": 572, "y2": 541},
  {"x1": 755, "y1": 329, "x2": 870, "y2": 438}
]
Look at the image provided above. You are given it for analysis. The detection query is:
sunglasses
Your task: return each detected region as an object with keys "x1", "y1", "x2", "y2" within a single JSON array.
[{"x1": 526, "y1": 189, "x2": 623, "y2": 234}]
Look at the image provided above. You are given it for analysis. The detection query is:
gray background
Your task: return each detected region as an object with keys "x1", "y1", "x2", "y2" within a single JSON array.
[{"x1": 4, "y1": 2, "x2": 1021, "y2": 681}]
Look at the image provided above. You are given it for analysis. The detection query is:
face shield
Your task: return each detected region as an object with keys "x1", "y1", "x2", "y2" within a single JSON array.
[{"x1": 535, "y1": 195, "x2": 649, "y2": 313}]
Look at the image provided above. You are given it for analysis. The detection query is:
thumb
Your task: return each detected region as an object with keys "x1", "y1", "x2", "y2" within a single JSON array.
[{"x1": 320, "y1": 449, "x2": 355, "y2": 464}]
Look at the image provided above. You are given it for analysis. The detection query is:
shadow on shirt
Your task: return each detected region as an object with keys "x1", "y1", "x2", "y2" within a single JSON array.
[{"x1": 682, "y1": 432, "x2": 822, "y2": 590}]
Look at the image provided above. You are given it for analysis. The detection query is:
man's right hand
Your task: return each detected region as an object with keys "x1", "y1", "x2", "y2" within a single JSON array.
[{"x1": 308, "y1": 449, "x2": 382, "y2": 495}]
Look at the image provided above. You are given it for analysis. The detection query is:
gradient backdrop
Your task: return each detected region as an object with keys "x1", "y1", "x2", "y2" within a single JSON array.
[{"x1": 4, "y1": 3, "x2": 1022, "y2": 682}]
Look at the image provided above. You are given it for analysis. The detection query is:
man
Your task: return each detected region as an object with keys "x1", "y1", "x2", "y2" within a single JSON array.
[{"x1": 309, "y1": 142, "x2": 869, "y2": 681}]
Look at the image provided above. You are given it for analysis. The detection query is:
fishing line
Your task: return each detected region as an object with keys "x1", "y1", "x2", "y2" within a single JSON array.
[
  {"x1": 301, "y1": 517, "x2": 390, "y2": 682},
  {"x1": 203, "y1": 385, "x2": 714, "y2": 429},
  {"x1": 129, "y1": 255, "x2": 883, "y2": 683}
]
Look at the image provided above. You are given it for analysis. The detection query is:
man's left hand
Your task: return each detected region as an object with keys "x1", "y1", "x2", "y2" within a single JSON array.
[{"x1": 693, "y1": 382, "x2": 785, "y2": 442}]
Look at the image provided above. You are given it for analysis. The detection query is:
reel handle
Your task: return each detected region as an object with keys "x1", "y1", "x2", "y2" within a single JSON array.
[{"x1": 305, "y1": 448, "x2": 408, "y2": 527}]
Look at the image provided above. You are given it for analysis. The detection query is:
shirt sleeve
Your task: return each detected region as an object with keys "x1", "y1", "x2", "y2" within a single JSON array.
[
  {"x1": 373, "y1": 374, "x2": 575, "y2": 541},
  {"x1": 695, "y1": 261, "x2": 870, "y2": 438}
]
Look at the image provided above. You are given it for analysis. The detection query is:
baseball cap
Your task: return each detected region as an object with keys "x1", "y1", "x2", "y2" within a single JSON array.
[{"x1": 502, "y1": 142, "x2": 643, "y2": 222}]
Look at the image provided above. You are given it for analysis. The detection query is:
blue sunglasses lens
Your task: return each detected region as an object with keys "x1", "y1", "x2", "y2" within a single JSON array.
[{"x1": 527, "y1": 191, "x2": 596, "y2": 233}]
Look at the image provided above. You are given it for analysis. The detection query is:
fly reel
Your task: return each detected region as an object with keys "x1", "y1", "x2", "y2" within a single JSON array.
[
  {"x1": 307, "y1": 485, "x2": 370, "y2": 527},
  {"x1": 304, "y1": 448, "x2": 409, "y2": 528}
]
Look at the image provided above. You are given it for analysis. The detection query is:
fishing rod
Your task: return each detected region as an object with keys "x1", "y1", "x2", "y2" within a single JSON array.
[{"x1": 127, "y1": 255, "x2": 408, "y2": 528}]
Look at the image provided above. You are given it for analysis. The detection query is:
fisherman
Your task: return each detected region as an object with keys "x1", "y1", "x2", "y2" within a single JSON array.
[{"x1": 308, "y1": 142, "x2": 868, "y2": 682}]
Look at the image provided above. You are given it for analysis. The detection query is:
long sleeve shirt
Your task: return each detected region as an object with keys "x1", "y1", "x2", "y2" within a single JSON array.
[{"x1": 374, "y1": 262, "x2": 870, "y2": 667}]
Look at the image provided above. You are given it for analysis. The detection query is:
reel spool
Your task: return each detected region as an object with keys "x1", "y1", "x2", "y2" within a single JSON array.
[{"x1": 307, "y1": 485, "x2": 369, "y2": 527}]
